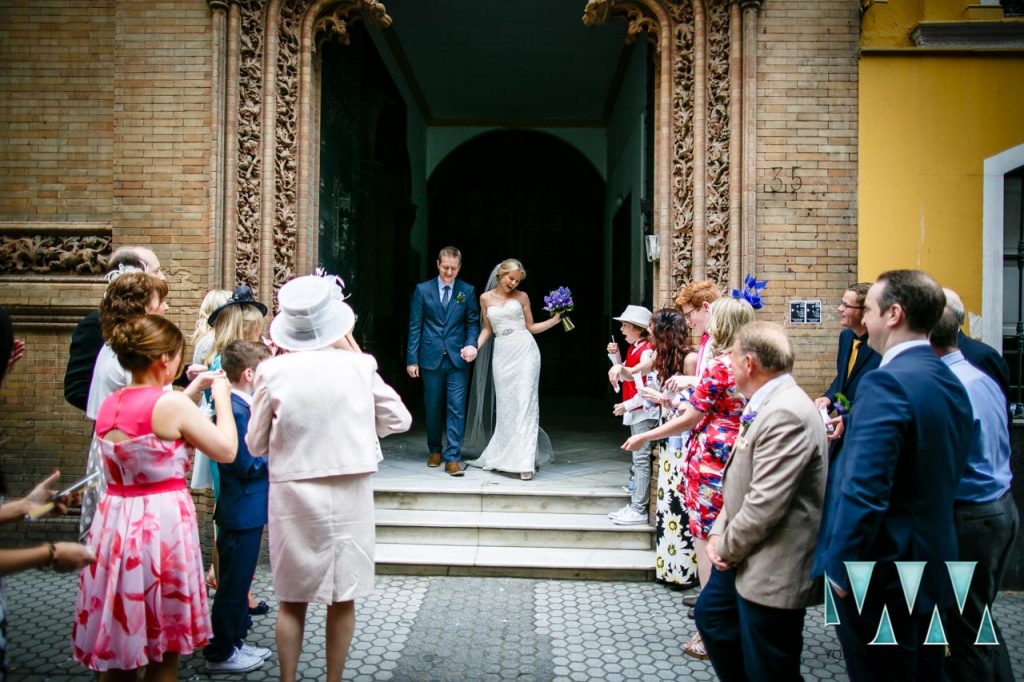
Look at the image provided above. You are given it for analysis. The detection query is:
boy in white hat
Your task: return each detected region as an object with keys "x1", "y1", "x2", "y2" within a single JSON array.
[{"x1": 606, "y1": 305, "x2": 657, "y2": 525}]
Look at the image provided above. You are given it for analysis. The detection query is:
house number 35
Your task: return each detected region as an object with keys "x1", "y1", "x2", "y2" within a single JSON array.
[{"x1": 766, "y1": 166, "x2": 802, "y2": 193}]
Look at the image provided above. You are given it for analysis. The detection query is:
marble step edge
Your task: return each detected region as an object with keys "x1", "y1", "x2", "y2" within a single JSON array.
[
  {"x1": 375, "y1": 508, "x2": 654, "y2": 533},
  {"x1": 375, "y1": 543, "x2": 655, "y2": 570},
  {"x1": 374, "y1": 482, "x2": 631, "y2": 498}
]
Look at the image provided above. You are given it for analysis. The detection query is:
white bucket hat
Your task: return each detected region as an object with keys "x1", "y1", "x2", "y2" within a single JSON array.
[
  {"x1": 270, "y1": 275, "x2": 355, "y2": 351},
  {"x1": 613, "y1": 305, "x2": 652, "y2": 329}
]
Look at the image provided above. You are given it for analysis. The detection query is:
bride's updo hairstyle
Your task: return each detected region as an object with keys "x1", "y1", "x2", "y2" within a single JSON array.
[
  {"x1": 99, "y1": 272, "x2": 169, "y2": 341},
  {"x1": 495, "y1": 258, "x2": 526, "y2": 282},
  {"x1": 108, "y1": 314, "x2": 185, "y2": 379}
]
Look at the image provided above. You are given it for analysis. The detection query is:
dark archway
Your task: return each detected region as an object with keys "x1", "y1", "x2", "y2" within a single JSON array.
[{"x1": 428, "y1": 130, "x2": 606, "y2": 395}]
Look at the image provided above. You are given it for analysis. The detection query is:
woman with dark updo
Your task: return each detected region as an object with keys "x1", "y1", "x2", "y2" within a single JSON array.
[{"x1": 73, "y1": 315, "x2": 239, "y2": 680}]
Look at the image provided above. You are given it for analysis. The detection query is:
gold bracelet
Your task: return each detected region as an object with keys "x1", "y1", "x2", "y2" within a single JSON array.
[{"x1": 40, "y1": 541, "x2": 56, "y2": 571}]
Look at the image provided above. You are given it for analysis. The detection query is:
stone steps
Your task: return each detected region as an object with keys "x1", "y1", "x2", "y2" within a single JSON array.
[{"x1": 373, "y1": 484, "x2": 655, "y2": 580}]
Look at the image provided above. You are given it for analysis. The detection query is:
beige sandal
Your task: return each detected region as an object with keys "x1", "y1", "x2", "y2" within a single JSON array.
[{"x1": 683, "y1": 632, "x2": 708, "y2": 660}]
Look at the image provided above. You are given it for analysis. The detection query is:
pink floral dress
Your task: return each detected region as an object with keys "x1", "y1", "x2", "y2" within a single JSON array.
[
  {"x1": 680, "y1": 353, "x2": 746, "y2": 540},
  {"x1": 73, "y1": 386, "x2": 211, "y2": 671}
]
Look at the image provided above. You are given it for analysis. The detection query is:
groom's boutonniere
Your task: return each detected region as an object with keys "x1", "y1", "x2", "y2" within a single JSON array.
[
  {"x1": 455, "y1": 292, "x2": 466, "y2": 304},
  {"x1": 740, "y1": 411, "x2": 757, "y2": 434}
]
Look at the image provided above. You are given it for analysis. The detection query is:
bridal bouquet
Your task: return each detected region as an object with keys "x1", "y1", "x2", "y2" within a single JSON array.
[{"x1": 543, "y1": 286, "x2": 575, "y2": 332}]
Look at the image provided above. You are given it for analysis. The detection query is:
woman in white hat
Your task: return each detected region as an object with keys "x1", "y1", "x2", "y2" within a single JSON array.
[{"x1": 245, "y1": 274, "x2": 412, "y2": 682}]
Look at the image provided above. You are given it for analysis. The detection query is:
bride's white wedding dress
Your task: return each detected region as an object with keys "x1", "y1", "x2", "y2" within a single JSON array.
[{"x1": 466, "y1": 299, "x2": 553, "y2": 474}]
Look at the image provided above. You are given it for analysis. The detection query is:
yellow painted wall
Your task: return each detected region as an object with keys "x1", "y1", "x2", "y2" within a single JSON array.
[{"x1": 859, "y1": 55, "x2": 1024, "y2": 317}]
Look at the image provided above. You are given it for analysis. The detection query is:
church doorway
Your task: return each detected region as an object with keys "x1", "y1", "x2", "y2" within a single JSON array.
[
  {"x1": 315, "y1": 3, "x2": 651, "y2": 412},
  {"x1": 427, "y1": 129, "x2": 605, "y2": 395}
]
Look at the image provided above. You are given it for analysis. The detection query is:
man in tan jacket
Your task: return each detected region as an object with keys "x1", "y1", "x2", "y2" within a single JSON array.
[{"x1": 694, "y1": 322, "x2": 827, "y2": 681}]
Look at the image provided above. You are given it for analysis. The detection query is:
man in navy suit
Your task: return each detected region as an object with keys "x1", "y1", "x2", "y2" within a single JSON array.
[
  {"x1": 407, "y1": 246, "x2": 481, "y2": 476},
  {"x1": 204, "y1": 340, "x2": 273, "y2": 673},
  {"x1": 815, "y1": 282, "x2": 881, "y2": 465},
  {"x1": 812, "y1": 269, "x2": 973, "y2": 681}
]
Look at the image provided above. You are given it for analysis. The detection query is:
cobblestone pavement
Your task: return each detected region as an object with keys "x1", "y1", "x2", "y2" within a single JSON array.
[{"x1": 6, "y1": 568, "x2": 1024, "y2": 681}]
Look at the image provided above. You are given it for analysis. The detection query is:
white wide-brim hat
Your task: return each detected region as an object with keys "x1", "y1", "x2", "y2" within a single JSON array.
[
  {"x1": 613, "y1": 304, "x2": 652, "y2": 329},
  {"x1": 270, "y1": 275, "x2": 355, "y2": 351}
]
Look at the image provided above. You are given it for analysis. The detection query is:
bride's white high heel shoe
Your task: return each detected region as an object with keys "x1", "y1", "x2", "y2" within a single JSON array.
[{"x1": 520, "y1": 471, "x2": 533, "y2": 480}]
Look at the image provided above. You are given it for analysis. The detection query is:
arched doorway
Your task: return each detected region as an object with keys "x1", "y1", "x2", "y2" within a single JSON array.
[{"x1": 427, "y1": 130, "x2": 606, "y2": 396}]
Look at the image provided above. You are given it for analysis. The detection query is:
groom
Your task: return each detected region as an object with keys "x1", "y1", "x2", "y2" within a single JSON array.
[{"x1": 407, "y1": 246, "x2": 480, "y2": 476}]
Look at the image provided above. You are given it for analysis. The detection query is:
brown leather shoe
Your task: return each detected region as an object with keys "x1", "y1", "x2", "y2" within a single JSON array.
[
  {"x1": 444, "y1": 461, "x2": 464, "y2": 477},
  {"x1": 427, "y1": 452, "x2": 442, "y2": 468}
]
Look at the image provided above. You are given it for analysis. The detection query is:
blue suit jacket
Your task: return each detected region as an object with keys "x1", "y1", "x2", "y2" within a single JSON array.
[
  {"x1": 812, "y1": 345, "x2": 972, "y2": 611},
  {"x1": 214, "y1": 392, "x2": 269, "y2": 531},
  {"x1": 822, "y1": 329, "x2": 881, "y2": 461},
  {"x1": 406, "y1": 278, "x2": 480, "y2": 371},
  {"x1": 822, "y1": 329, "x2": 880, "y2": 408}
]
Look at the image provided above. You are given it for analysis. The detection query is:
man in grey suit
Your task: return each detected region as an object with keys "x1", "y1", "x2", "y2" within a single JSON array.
[{"x1": 695, "y1": 322, "x2": 828, "y2": 681}]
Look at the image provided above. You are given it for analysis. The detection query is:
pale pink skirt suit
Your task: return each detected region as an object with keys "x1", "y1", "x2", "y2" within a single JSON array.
[{"x1": 246, "y1": 349, "x2": 411, "y2": 604}]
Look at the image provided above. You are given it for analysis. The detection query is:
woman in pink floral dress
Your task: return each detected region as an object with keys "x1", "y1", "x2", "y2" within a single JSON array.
[
  {"x1": 73, "y1": 315, "x2": 238, "y2": 680},
  {"x1": 622, "y1": 296, "x2": 755, "y2": 659}
]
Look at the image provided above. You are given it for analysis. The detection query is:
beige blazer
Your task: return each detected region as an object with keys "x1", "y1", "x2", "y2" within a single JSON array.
[
  {"x1": 711, "y1": 374, "x2": 827, "y2": 609},
  {"x1": 246, "y1": 348, "x2": 412, "y2": 483}
]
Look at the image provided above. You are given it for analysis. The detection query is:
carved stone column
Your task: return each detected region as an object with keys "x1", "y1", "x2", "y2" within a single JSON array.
[
  {"x1": 741, "y1": 0, "x2": 760, "y2": 279},
  {"x1": 209, "y1": 0, "x2": 229, "y2": 288}
]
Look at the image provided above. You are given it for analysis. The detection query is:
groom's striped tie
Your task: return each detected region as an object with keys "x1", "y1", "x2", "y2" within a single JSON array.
[{"x1": 442, "y1": 285, "x2": 451, "y2": 312}]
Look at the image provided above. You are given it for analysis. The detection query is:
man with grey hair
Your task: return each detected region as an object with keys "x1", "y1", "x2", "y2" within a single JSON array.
[
  {"x1": 930, "y1": 293, "x2": 1018, "y2": 681},
  {"x1": 63, "y1": 246, "x2": 166, "y2": 410},
  {"x1": 695, "y1": 322, "x2": 827, "y2": 681},
  {"x1": 944, "y1": 288, "x2": 1011, "y2": 421}
]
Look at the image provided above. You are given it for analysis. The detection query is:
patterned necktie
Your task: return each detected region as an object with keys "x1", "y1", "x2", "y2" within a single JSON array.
[
  {"x1": 442, "y1": 285, "x2": 451, "y2": 311},
  {"x1": 846, "y1": 338, "x2": 861, "y2": 381}
]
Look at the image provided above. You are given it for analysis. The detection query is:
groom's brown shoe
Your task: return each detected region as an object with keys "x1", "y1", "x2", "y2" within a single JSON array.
[
  {"x1": 427, "y1": 452, "x2": 442, "y2": 468},
  {"x1": 444, "y1": 461, "x2": 464, "y2": 477}
]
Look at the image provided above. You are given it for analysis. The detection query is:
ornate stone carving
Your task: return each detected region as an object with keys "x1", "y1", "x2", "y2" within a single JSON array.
[
  {"x1": 669, "y1": 3, "x2": 695, "y2": 289},
  {"x1": 316, "y1": 0, "x2": 392, "y2": 48},
  {"x1": 704, "y1": 0, "x2": 731, "y2": 287},
  {"x1": 274, "y1": 0, "x2": 303, "y2": 290},
  {"x1": 583, "y1": 0, "x2": 659, "y2": 45},
  {"x1": 0, "y1": 234, "x2": 111, "y2": 275},
  {"x1": 235, "y1": 0, "x2": 265, "y2": 289}
]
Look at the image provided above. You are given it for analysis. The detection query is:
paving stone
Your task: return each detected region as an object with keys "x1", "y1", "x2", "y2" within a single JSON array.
[{"x1": 4, "y1": 569, "x2": 1024, "y2": 680}]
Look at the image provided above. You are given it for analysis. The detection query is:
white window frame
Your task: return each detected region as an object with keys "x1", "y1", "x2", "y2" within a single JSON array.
[{"x1": 982, "y1": 142, "x2": 1024, "y2": 347}]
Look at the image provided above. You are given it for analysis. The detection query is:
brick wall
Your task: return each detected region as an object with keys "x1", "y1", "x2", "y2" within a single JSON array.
[
  {"x1": 754, "y1": 0, "x2": 860, "y2": 395},
  {"x1": 0, "y1": 0, "x2": 213, "y2": 546}
]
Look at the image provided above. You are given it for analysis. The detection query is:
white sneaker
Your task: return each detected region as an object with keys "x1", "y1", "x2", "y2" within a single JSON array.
[
  {"x1": 206, "y1": 648, "x2": 265, "y2": 674},
  {"x1": 611, "y1": 507, "x2": 648, "y2": 526},
  {"x1": 238, "y1": 643, "x2": 272, "y2": 661},
  {"x1": 608, "y1": 504, "x2": 631, "y2": 519}
]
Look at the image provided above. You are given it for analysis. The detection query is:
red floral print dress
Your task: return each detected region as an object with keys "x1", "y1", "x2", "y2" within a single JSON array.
[
  {"x1": 680, "y1": 353, "x2": 746, "y2": 540},
  {"x1": 73, "y1": 387, "x2": 211, "y2": 671}
]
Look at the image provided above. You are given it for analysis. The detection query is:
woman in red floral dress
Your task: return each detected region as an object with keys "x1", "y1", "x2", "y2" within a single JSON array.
[
  {"x1": 73, "y1": 315, "x2": 238, "y2": 681},
  {"x1": 623, "y1": 296, "x2": 755, "y2": 659}
]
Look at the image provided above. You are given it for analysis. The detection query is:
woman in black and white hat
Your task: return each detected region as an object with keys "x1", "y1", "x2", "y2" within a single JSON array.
[{"x1": 246, "y1": 274, "x2": 411, "y2": 682}]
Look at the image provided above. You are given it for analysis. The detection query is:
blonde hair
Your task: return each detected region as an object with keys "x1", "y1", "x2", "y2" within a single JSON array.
[
  {"x1": 494, "y1": 258, "x2": 526, "y2": 283},
  {"x1": 190, "y1": 289, "x2": 231, "y2": 346},
  {"x1": 205, "y1": 304, "x2": 265, "y2": 365},
  {"x1": 707, "y1": 297, "x2": 756, "y2": 357}
]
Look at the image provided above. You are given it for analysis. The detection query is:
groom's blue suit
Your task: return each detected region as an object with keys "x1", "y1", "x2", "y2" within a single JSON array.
[{"x1": 407, "y1": 277, "x2": 480, "y2": 462}]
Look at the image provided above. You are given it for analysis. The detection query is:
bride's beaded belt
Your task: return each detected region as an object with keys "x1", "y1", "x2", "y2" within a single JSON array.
[{"x1": 497, "y1": 328, "x2": 516, "y2": 336}]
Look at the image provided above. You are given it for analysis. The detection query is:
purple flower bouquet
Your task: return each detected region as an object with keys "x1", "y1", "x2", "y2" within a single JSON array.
[{"x1": 543, "y1": 286, "x2": 575, "y2": 332}]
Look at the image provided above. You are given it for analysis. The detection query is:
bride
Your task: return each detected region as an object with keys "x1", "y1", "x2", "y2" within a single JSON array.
[{"x1": 465, "y1": 259, "x2": 561, "y2": 480}]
